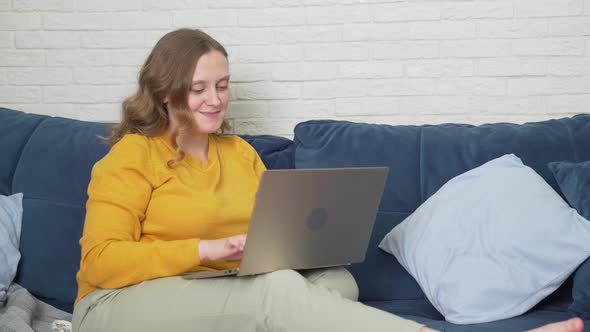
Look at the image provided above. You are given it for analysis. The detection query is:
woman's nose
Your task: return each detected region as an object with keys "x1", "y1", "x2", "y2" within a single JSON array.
[{"x1": 206, "y1": 89, "x2": 221, "y2": 106}]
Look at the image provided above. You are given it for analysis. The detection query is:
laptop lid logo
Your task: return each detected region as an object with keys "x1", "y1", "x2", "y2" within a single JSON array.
[{"x1": 306, "y1": 208, "x2": 328, "y2": 230}]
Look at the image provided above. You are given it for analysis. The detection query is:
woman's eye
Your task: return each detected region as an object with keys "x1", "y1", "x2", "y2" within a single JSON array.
[
  {"x1": 191, "y1": 89, "x2": 204, "y2": 94},
  {"x1": 217, "y1": 85, "x2": 228, "y2": 91}
]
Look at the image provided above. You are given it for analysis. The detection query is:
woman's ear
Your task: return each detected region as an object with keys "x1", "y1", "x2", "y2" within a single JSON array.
[{"x1": 163, "y1": 96, "x2": 169, "y2": 103}]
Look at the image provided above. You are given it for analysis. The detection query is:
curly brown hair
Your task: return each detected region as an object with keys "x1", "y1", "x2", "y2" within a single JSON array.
[{"x1": 105, "y1": 28, "x2": 231, "y2": 167}]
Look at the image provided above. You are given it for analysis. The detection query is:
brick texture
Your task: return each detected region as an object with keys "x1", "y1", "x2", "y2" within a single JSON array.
[{"x1": 0, "y1": 0, "x2": 588, "y2": 136}]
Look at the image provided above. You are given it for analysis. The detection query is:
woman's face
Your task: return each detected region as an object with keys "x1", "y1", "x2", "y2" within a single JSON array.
[{"x1": 185, "y1": 50, "x2": 230, "y2": 134}]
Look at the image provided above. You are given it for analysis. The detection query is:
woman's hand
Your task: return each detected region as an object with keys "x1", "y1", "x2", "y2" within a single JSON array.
[{"x1": 198, "y1": 234, "x2": 247, "y2": 262}]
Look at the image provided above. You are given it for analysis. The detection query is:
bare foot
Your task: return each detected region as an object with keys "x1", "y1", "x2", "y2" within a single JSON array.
[
  {"x1": 420, "y1": 328, "x2": 440, "y2": 332},
  {"x1": 419, "y1": 318, "x2": 583, "y2": 332},
  {"x1": 527, "y1": 318, "x2": 584, "y2": 332}
]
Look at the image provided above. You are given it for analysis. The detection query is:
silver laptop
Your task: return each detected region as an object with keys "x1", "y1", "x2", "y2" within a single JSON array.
[{"x1": 181, "y1": 167, "x2": 388, "y2": 279}]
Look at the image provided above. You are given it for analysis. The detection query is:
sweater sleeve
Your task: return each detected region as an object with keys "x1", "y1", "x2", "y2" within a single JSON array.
[
  {"x1": 234, "y1": 136, "x2": 267, "y2": 179},
  {"x1": 253, "y1": 148, "x2": 267, "y2": 179},
  {"x1": 78, "y1": 135, "x2": 201, "y2": 289}
]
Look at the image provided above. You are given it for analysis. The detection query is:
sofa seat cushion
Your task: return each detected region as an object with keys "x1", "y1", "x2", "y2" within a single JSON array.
[
  {"x1": 365, "y1": 304, "x2": 579, "y2": 332},
  {"x1": 367, "y1": 284, "x2": 575, "y2": 332},
  {"x1": 444, "y1": 310, "x2": 584, "y2": 332},
  {"x1": 401, "y1": 310, "x2": 580, "y2": 332},
  {"x1": 364, "y1": 299, "x2": 443, "y2": 322}
]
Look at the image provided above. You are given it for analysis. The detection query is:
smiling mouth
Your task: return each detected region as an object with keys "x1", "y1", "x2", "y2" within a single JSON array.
[{"x1": 199, "y1": 111, "x2": 221, "y2": 116}]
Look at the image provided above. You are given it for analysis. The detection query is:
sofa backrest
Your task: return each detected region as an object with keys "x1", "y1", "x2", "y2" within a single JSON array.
[
  {"x1": 293, "y1": 114, "x2": 590, "y2": 311},
  {"x1": 0, "y1": 108, "x2": 294, "y2": 313},
  {"x1": 294, "y1": 115, "x2": 590, "y2": 214},
  {"x1": 0, "y1": 108, "x2": 46, "y2": 196},
  {"x1": 4, "y1": 106, "x2": 589, "y2": 315},
  {"x1": 12, "y1": 114, "x2": 111, "y2": 313}
]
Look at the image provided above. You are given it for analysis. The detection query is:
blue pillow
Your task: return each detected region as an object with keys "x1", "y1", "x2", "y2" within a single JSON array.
[
  {"x1": 381, "y1": 155, "x2": 590, "y2": 324},
  {"x1": 0, "y1": 193, "x2": 23, "y2": 303},
  {"x1": 548, "y1": 160, "x2": 590, "y2": 319}
]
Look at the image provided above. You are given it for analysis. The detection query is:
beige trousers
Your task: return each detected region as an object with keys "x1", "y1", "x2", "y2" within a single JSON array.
[{"x1": 73, "y1": 268, "x2": 423, "y2": 332}]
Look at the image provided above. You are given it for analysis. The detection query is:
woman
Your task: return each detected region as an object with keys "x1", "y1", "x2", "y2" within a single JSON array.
[{"x1": 72, "y1": 28, "x2": 583, "y2": 332}]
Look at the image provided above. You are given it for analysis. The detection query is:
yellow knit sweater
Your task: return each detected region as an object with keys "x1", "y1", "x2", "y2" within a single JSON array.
[{"x1": 75, "y1": 133, "x2": 266, "y2": 304}]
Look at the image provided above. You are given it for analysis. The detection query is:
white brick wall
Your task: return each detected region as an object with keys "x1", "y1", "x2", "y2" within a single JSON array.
[{"x1": 1, "y1": 0, "x2": 589, "y2": 137}]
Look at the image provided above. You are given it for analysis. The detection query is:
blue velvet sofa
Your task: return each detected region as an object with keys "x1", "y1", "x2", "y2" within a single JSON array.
[{"x1": 1, "y1": 106, "x2": 589, "y2": 331}]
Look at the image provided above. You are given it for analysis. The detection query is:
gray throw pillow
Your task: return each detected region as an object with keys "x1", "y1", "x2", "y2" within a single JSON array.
[
  {"x1": 379, "y1": 155, "x2": 590, "y2": 324},
  {"x1": 0, "y1": 193, "x2": 23, "y2": 302}
]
